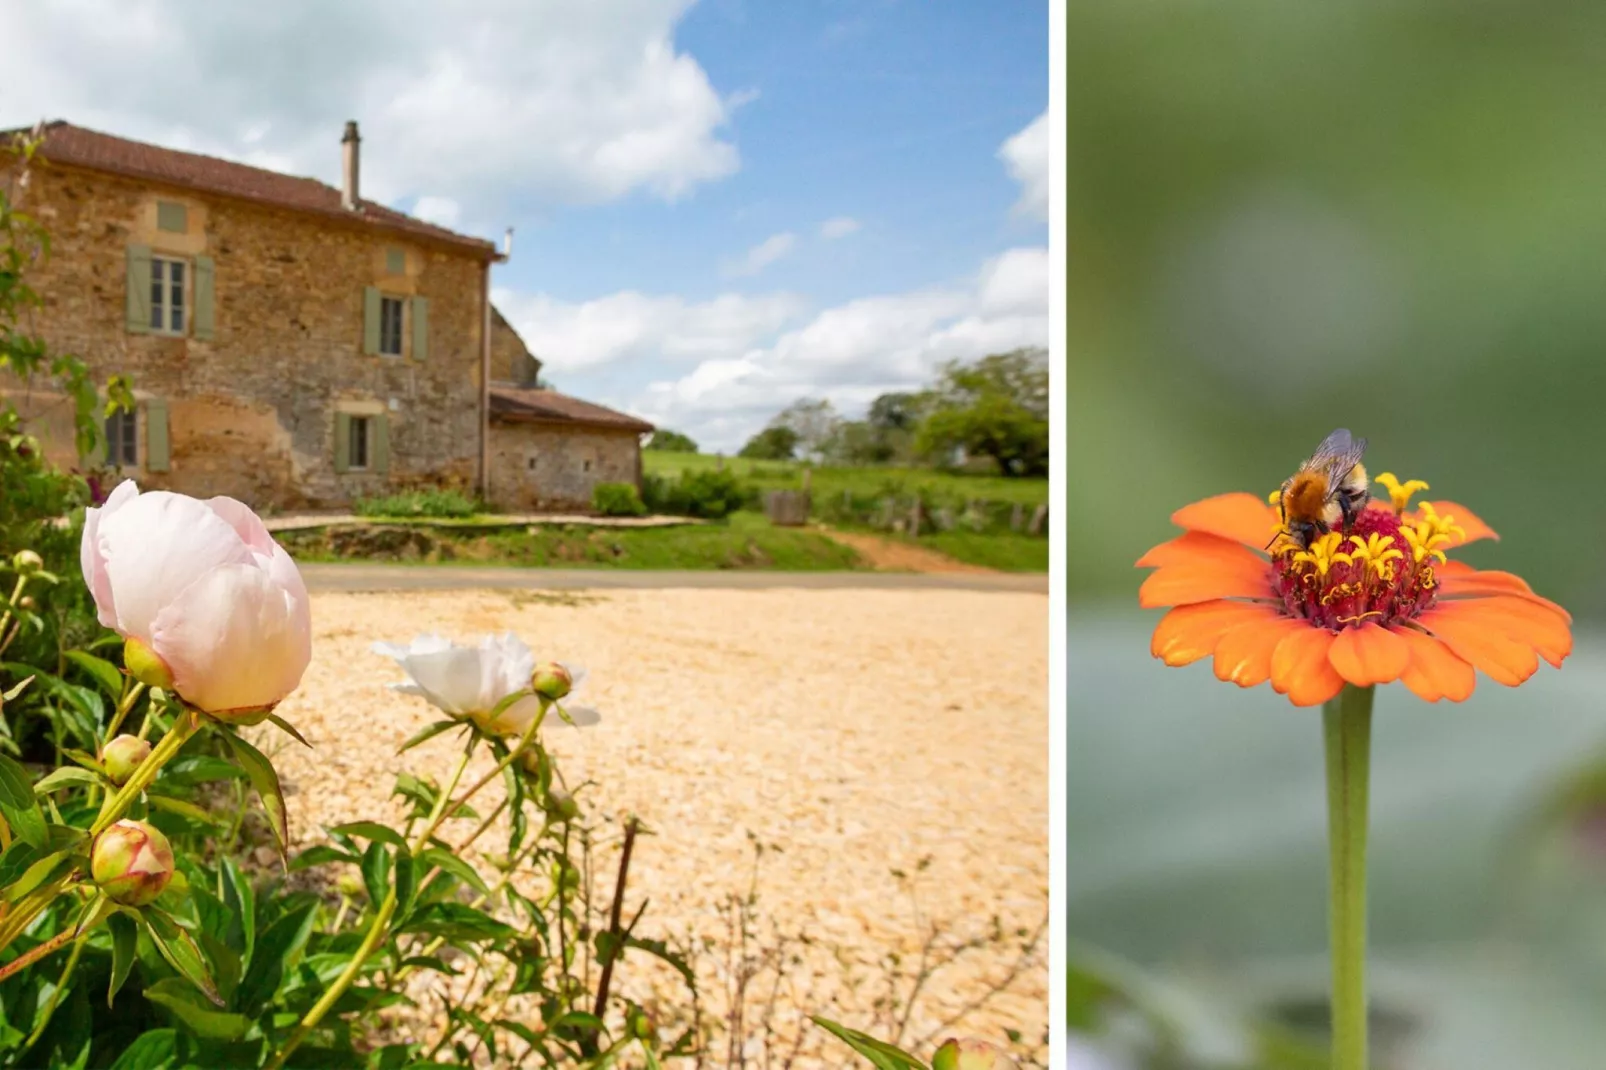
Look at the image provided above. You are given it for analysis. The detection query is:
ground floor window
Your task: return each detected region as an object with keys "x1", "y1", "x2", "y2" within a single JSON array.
[{"x1": 348, "y1": 415, "x2": 371, "y2": 470}]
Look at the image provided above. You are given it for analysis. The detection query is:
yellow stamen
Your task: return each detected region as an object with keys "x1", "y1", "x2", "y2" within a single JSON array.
[
  {"x1": 1337, "y1": 611, "x2": 1383, "y2": 625},
  {"x1": 1321, "y1": 582, "x2": 1363, "y2": 606},
  {"x1": 1374, "y1": 472, "x2": 1430, "y2": 514},
  {"x1": 1343, "y1": 533, "x2": 1404, "y2": 581},
  {"x1": 1402, "y1": 526, "x2": 1450, "y2": 565},
  {"x1": 1415, "y1": 501, "x2": 1466, "y2": 543},
  {"x1": 1291, "y1": 532, "x2": 1347, "y2": 578}
]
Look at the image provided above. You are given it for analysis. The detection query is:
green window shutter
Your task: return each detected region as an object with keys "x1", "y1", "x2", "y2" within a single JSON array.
[
  {"x1": 145, "y1": 398, "x2": 170, "y2": 472},
  {"x1": 373, "y1": 413, "x2": 391, "y2": 474},
  {"x1": 334, "y1": 412, "x2": 351, "y2": 473},
  {"x1": 362, "y1": 287, "x2": 381, "y2": 354},
  {"x1": 156, "y1": 202, "x2": 187, "y2": 233},
  {"x1": 386, "y1": 248, "x2": 405, "y2": 275},
  {"x1": 193, "y1": 256, "x2": 215, "y2": 341},
  {"x1": 125, "y1": 245, "x2": 152, "y2": 334},
  {"x1": 410, "y1": 296, "x2": 429, "y2": 361}
]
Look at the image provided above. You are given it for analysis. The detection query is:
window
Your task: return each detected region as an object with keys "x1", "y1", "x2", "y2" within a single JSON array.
[
  {"x1": 379, "y1": 296, "x2": 404, "y2": 356},
  {"x1": 156, "y1": 201, "x2": 187, "y2": 233},
  {"x1": 348, "y1": 416, "x2": 371, "y2": 470},
  {"x1": 150, "y1": 256, "x2": 186, "y2": 334},
  {"x1": 385, "y1": 248, "x2": 406, "y2": 275},
  {"x1": 105, "y1": 410, "x2": 137, "y2": 467}
]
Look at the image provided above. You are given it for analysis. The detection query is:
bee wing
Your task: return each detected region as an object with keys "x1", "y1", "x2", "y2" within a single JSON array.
[{"x1": 1306, "y1": 428, "x2": 1367, "y2": 482}]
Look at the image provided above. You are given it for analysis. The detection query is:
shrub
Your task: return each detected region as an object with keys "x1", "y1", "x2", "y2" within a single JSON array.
[
  {"x1": 642, "y1": 469, "x2": 750, "y2": 520},
  {"x1": 592, "y1": 481, "x2": 647, "y2": 516},
  {"x1": 352, "y1": 487, "x2": 482, "y2": 519}
]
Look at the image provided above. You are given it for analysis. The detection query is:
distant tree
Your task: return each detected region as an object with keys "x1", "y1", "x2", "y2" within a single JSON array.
[
  {"x1": 915, "y1": 347, "x2": 1049, "y2": 477},
  {"x1": 645, "y1": 429, "x2": 699, "y2": 453},
  {"x1": 738, "y1": 425, "x2": 800, "y2": 461},
  {"x1": 770, "y1": 397, "x2": 840, "y2": 462},
  {"x1": 822, "y1": 420, "x2": 889, "y2": 465},
  {"x1": 867, "y1": 392, "x2": 921, "y2": 434}
]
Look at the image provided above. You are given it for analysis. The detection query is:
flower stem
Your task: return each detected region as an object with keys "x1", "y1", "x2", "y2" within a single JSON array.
[
  {"x1": 92, "y1": 706, "x2": 199, "y2": 836},
  {"x1": 1323, "y1": 683, "x2": 1373, "y2": 1070}
]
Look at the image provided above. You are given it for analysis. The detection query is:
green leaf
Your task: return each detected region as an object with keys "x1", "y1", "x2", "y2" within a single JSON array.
[
  {"x1": 394, "y1": 902, "x2": 517, "y2": 943},
  {"x1": 4, "y1": 847, "x2": 76, "y2": 902},
  {"x1": 641, "y1": 1040, "x2": 664, "y2": 1070},
  {"x1": 393, "y1": 849, "x2": 418, "y2": 917},
  {"x1": 65, "y1": 649, "x2": 123, "y2": 700},
  {"x1": 266, "y1": 712, "x2": 312, "y2": 748},
  {"x1": 419, "y1": 847, "x2": 490, "y2": 897},
  {"x1": 625, "y1": 935, "x2": 696, "y2": 987},
  {"x1": 810, "y1": 1017, "x2": 928, "y2": 1070},
  {"x1": 143, "y1": 977, "x2": 251, "y2": 1040},
  {"x1": 161, "y1": 756, "x2": 246, "y2": 785},
  {"x1": 64, "y1": 749, "x2": 108, "y2": 775},
  {"x1": 108, "y1": 911, "x2": 139, "y2": 1006},
  {"x1": 397, "y1": 719, "x2": 461, "y2": 754},
  {"x1": 398, "y1": 955, "x2": 460, "y2": 976},
  {"x1": 0, "y1": 753, "x2": 47, "y2": 848},
  {"x1": 361, "y1": 842, "x2": 392, "y2": 907},
  {"x1": 236, "y1": 902, "x2": 316, "y2": 1015},
  {"x1": 219, "y1": 730, "x2": 287, "y2": 857},
  {"x1": 146, "y1": 793, "x2": 219, "y2": 824},
  {"x1": 33, "y1": 766, "x2": 102, "y2": 794},
  {"x1": 107, "y1": 1029, "x2": 179, "y2": 1070},
  {"x1": 144, "y1": 910, "x2": 224, "y2": 1007},
  {"x1": 219, "y1": 857, "x2": 255, "y2": 970},
  {"x1": 291, "y1": 844, "x2": 359, "y2": 871},
  {"x1": 330, "y1": 821, "x2": 408, "y2": 850},
  {"x1": 0, "y1": 825, "x2": 84, "y2": 889}
]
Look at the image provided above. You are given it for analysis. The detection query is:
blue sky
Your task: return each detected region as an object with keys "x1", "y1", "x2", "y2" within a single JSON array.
[{"x1": 2, "y1": 0, "x2": 1049, "y2": 451}]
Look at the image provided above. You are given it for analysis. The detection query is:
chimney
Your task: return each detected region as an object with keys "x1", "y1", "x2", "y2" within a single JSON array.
[{"x1": 341, "y1": 120, "x2": 361, "y2": 211}]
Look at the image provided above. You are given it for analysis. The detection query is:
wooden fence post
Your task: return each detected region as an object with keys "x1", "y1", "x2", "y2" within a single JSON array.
[
  {"x1": 937, "y1": 507, "x2": 955, "y2": 531},
  {"x1": 1029, "y1": 503, "x2": 1048, "y2": 535},
  {"x1": 801, "y1": 468, "x2": 812, "y2": 493},
  {"x1": 909, "y1": 498, "x2": 922, "y2": 538},
  {"x1": 1011, "y1": 502, "x2": 1025, "y2": 532}
]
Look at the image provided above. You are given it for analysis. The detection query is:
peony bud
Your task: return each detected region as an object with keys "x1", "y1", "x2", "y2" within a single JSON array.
[
  {"x1": 91, "y1": 820, "x2": 175, "y2": 907},
  {"x1": 543, "y1": 789, "x2": 580, "y2": 824},
  {"x1": 626, "y1": 1005, "x2": 657, "y2": 1041},
  {"x1": 101, "y1": 734, "x2": 152, "y2": 786},
  {"x1": 80, "y1": 483, "x2": 311, "y2": 716},
  {"x1": 931, "y1": 1038, "x2": 1019, "y2": 1070},
  {"x1": 336, "y1": 871, "x2": 365, "y2": 898},
  {"x1": 11, "y1": 550, "x2": 43, "y2": 573},
  {"x1": 17, "y1": 596, "x2": 35, "y2": 611},
  {"x1": 530, "y1": 662, "x2": 572, "y2": 701}
]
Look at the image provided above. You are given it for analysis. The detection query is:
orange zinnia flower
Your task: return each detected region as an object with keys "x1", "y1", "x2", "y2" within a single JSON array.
[{"x1": 1138, "y1": 472, "x2": 1571, "y2": 706}]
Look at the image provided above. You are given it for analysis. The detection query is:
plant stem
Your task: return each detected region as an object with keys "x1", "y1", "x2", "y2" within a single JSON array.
[
  {"x1": 0, "y1": 925, "x2": 74, "y2": 986},
  {"x1": 1323, "y1": 684, "x2": 1373, "y2": 1070},
  {"x1": 266, "y1": 887, "x2": 397, "y2": 1070},
  {"x1": 102, "y1": 681, "x2": 146, "y2": 743},
  {"x1": 92, "y1": 707, "x2": 199, "y2": 835}
]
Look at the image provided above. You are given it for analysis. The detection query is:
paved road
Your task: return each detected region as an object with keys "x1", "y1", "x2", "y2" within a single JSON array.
[{"x1": 299, "y1": 563, "x2": 1048, "y2": 594}]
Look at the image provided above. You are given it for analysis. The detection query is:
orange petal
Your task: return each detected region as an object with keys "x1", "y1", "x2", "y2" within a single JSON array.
[
  {"x1": 1214, "y1": 615, "x2": 1306, "y2": 688},
  {"x1": 1170, "y1": 493, "x2": 1281, "y2": 552},
  {"x1": 1270, "y1": 627, "x2": 1345, "y2": 707},
  {"x1": 1150, "y1": 600, "x2": 1281, "y2": 666},
  {"x1": 1415, "y1": 605, "x2": 1539, "y2": 686},
  {"x1": 1437, "y1": 563, "x2": 1572, "y2": 623},
  {"x1": 1390, "y1": 625, "x2": 1476, "y2": 703},
  {"x1": 1413, "y1": 500, "x2": 1498, "y2": 546},
  {"x1": 1431, "y1": 595, "x2": 1571, "y2": 668},
  {"x1": 1327, "y1": 624, "x2": 1411, "y2": 687},
  {"x1": 1137, "y1": 531, "x2": 1268, "y2": 570},
  {"x1": 1138, "y1": 554, "x2": 1277, "y2": 608}
]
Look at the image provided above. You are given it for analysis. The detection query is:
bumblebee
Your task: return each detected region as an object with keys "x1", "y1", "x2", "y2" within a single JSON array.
[{"x1": 1271, "y1": 428, "x2": 1370, "y2": 551}]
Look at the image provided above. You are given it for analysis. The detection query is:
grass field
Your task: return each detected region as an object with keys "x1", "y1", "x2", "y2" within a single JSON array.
[
  {"x1": 911, "y1": 531, "x2": 1050, "y2": 572},
  {"x1": 281, "y1": 511, "x2": 865, "y2": 571},
  {"x1": 644, "y1": 452, "x2": 1049, "y2": 505}
]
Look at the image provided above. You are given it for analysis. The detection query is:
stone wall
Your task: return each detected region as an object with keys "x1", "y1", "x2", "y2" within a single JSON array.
[
  {"x1": 490, "y1": 307, "x2": 541, "y2": 386},
  {"x1": 487, "y1": 422, "x2": 642, "y2": 511},
  {"x1": 6, "y1": 161, "x2": 488, "y2": 509}
]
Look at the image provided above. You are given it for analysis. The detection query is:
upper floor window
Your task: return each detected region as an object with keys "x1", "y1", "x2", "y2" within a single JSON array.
[
  {"x1": 150, "y1": 256, "x2": 186, "y2": 335},
  {"x1": 379, "y1": 296, "x2": 404, "y2": 356},
  {"x1": 105, "y1": 410, "x2": 137, "y2": 467}
]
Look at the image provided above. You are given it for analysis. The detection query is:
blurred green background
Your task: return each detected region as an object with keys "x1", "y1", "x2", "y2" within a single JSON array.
[{"x1": 1067, "y1": 3, "x2": 1606, "y2": 1068}]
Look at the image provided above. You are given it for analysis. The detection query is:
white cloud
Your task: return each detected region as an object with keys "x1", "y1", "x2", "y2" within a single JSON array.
[
  {"x1": 819, "y1": 216, "x2": 861, "y2": 240},
  {"x1": 493, "y1": 288, "x2": 808, "y2": 372},
  {"x1": 723, "y1": 232, "x2": 797, "y2": 277},
  {"x1": 411, "y1": 196, "x2": 461, "y2": 228},
  {"x1": 999, "y1": 110, "x2": 1049, "y2": 223},
  {"x1": 639, "y1": 246, "x2": 1050, "y2": 449},
  {"x1": 0, "y1": 0, "x2": 741, "y2": 222}
]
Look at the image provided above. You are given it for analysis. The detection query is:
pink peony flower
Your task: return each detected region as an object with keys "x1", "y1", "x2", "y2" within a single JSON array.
[{"x1": 80, "y1": 481, "x2": 312, "y2": 717}]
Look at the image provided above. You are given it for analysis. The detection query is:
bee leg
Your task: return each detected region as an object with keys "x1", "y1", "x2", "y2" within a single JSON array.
[{"x1": 1338, "y1": 495, "x2": 1358, "y2": 532}]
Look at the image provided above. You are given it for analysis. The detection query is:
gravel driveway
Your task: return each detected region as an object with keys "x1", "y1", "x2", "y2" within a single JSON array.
[{"x1": 261, "y1": 586, "x2": 1049, "y2": 1064}]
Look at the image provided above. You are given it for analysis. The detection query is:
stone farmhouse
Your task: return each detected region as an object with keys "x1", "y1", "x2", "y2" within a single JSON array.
[{"x1": 3, "y1": 120, "x2": 652, "y2": 511}]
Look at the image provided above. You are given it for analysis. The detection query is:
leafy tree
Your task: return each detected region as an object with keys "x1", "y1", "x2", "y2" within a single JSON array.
[
  {"x1": 738, "y1": 425, "x2": 799, "y2": 461},
  {"x1": 867, "y1": 392, "x2": 921, "y2": 434},
  {"x1": 770, "y1": 397, "x2": 840, "y2": 461},
  {"x1": 823, "y1": 420, "x2": 895, "y2": 465},
  {"x1": 915, "y1": 347, "x2": 1049, "y2": 477},
  {"x1": 645, "y1": 429, "x2": 699, "y2": 453}
]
